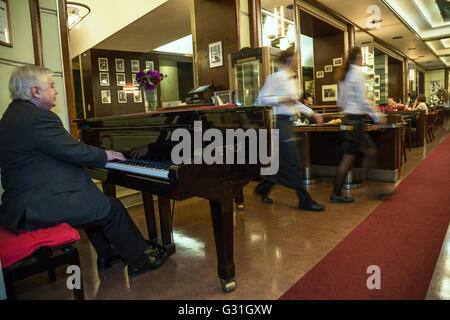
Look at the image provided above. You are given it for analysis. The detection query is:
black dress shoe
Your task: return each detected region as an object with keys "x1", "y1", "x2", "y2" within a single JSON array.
[
  {"x1": 254, "y1": 185, "x2": 273, "y2": 204},
  {"x1": 298, "y1": 202, "x2": 325, "y2": 211},
  {"x1": 128, "y1": 251, "x2": 168, "y2": 277},
  {"x1": 261, "y1": 196, "x2": 273, "y2": 204},
  {"x1": 330, "y1": 193, "x2": 354, "y2": 203},
  {"x1": 97, "y1": 254, "x2": 122, "y2": 272}
]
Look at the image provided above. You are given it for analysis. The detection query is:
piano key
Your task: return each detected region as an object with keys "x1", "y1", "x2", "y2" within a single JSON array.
[{"x1": 105, "y1": 161, "x2": 170, "y2": 180}]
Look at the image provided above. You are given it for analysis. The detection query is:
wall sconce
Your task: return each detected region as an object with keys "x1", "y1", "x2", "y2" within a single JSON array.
[{"x1": 67, "y1": 2, "x2": 90, "y2": 30}]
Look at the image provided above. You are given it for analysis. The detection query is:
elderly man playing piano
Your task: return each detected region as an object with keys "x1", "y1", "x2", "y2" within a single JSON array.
[{"x1": 0, "y1": 66, "x2": 166, "y2": 276}]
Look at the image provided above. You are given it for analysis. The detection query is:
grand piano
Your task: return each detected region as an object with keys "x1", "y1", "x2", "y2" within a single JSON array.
[{"x1": 75, "y1": 104, "x2": 272, "y2": 292}]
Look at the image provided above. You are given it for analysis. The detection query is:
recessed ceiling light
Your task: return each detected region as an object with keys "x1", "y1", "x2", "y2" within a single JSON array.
[
  {"x1": 392, "y1": 36, "x2": 403, "y2": 39},
  {"x1": 362, "y1": 41, "x2": 372, "y2": 44},
  {"x1": 408, "y1": 48, "x2": 416, "y2": 50},
  {"x1": 418, "y1": 55, "x2": 425, "y2": 58}
]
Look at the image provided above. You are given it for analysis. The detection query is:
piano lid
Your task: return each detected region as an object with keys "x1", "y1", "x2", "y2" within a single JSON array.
[{"x1": 74, "y1": 105, "x2": 272, "y2": 128}]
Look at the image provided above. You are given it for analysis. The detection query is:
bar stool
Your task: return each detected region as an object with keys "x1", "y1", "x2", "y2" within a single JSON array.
[{"x1": 343, "y1": 170, "x2": 363, "y2": 189}]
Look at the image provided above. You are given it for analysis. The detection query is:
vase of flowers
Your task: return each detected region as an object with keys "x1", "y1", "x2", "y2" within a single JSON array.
[{"x1": 135, "y1": 69, "x2": 167, "y2": 112}]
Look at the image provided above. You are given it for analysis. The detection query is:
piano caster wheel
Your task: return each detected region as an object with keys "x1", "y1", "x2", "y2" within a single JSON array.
[
  {"x1": 236, "y1": 203, "x2": 244, "y2": 210},
  {"x1": 220, "y1": 279, "x2": 236, "y2": 293}
]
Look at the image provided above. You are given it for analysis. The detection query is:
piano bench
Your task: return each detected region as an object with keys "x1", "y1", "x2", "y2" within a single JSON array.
[{"x1": 0, "y1": 223, "x2": 84, "y2": 300}]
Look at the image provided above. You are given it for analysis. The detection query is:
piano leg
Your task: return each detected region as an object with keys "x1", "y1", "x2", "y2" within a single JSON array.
[
  {"x1": 142, "y1": 193, "x2": 158, "y2": 242},
  {"x1": 209, "y1": 197, "x2": 236, "y2": 293},
  {"x1": 157, "y1": 196, "x2": 176, "y2": 255}
]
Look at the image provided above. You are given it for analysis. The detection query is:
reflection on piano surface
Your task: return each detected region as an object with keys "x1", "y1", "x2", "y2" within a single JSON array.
[{"x1": 75, "y1": 105, "x2": 272, "y2": 292}]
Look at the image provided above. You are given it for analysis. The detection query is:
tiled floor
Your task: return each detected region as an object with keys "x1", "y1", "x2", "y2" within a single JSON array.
[{"x1": 12, "y1": 120, "x2": 450, "y2": 300}]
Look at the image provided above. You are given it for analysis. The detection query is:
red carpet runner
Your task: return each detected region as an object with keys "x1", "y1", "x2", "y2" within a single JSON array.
[{"x1": 280, "y1": 135, "x2": 450, "y2": 300}]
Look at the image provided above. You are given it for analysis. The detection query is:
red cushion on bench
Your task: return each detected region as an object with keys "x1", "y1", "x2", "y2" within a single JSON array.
[{"x1": 0, "y1": 223, "x2": 80, "y2": 268}]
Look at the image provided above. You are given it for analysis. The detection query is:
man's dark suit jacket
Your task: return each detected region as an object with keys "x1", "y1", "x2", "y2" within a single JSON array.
[{"x1": 0, "y1": 99, "x2": 110, "y2": 232}]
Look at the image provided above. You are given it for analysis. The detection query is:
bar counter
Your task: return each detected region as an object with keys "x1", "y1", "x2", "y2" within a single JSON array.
[{"x1": 293, "y1": 122, "x2": 405, "y2": 182}]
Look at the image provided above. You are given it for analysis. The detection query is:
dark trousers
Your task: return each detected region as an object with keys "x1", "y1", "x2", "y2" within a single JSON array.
[
  {"x1": 74, "y1": 197, "x2": 147, "y2": 265},
  {"x1": 257, "y1": 115, "x2": 313, "y2": 206}
]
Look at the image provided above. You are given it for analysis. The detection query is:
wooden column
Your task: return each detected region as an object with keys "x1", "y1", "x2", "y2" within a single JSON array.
[
  {"x1": 193, "y1": 0, "x2": 240, "y2": 91},
  {"x1": 29, "y1": 0, "x2": 43, "y2": 66},
  {"x1": 445, "y1": 68, "x2": 449, "y2": 105},
  {"x1": 403, "y1": 57, "x2": 408, "y2": 104},
  {"x1": 347, "y1": 24, "x2": 355, "y2": 50},
  {"x1": 445, "y1": 67, "x2": 449, "y2": 90},
  {"x1": 57, "y1": 0, "x2": 78, "y2": 138},
  {"x1": 248, "y1": 0, "x2": 261, "y2": 48}
]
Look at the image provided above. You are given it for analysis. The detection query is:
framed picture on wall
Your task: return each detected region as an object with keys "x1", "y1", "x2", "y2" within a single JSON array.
[
  {"x1": 118, "y1": 90, "x2": 127, "y2": 103},
  {"x1": 133, "y1": 90, "x2": 142, "y2": 103},
  {"x1": 374, "y1": 74, "x2": 380, "y2": 87},
  {"x1": 132, "y1": 73, "x2": 139, "y2": 87},
  {"x1": 115, "y1": 59, "x2": 125, "y2": 72},
  {"x1": 145, "y1": 61, "x2": 154, "y2": 70},
  {"x1": 98, "y1": 58, "x2": 108, "y2": 71},
  {"x1": 322, "y1": 84, "x2": 338, "y2": 102},
  {"x1": 324, "y1": 65, "x2": 333, "y2": 73},
  {"x1": 430, "y1": 80, "x2": 440, "y2": 95},
  {"x1": 131, "y1": 60, "x2": 140, "y2": 73},
  {"x1": 374, "y1": 89, "x2": 380, "y2": 101},
  {"x1": 101, "y1": 90, "x2": 111, "y2": 104},
  {"x1": 99, "y1": 73, "x2": 110, "y2": 86},
  {"x1": 333, "y1": 57, "x2": 343, "y2": 66},
  {"x1": 316, "y1": 71, "x2": 324, "y2": 79},
  {"x1": 209, "y1": 41, "x2": 223, "y2": 68},
  {"x1": 116, "y1": 73, "x2": 126, "y2": 86},
  {"x1": 0, "y1": 0, "x2": 13, "y2": 47}
]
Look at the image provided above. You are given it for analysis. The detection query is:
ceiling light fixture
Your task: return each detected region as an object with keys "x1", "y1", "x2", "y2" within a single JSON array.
[
  {"x1": 67, "y1": 2, "x2": 90, "y2": 30},
  {"x1": 408, "y1": 48, "x2": 416, "y2": 50},
  {"x1": 392, "y1": 36, "x2": 403, "y2": 39}
]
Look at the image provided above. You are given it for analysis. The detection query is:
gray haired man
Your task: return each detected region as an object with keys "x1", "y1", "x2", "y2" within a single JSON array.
[{"x1": 0, "y1": 66, "x2": 166, "y2": 276}]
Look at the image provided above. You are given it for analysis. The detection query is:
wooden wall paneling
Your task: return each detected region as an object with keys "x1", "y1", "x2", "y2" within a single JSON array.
[
  {"x1": 388, "y1": 61, "x2": 403, "y2": 102},
  {"x1": 313, "y1": 32, "x2": 345, "y2": 105},
  {"x1": 193, "y1": 0, "x2": 240, "y2": 91},
  {"x1": 57, "y1": 0, "x2": 77, "y2": 137},
  {"x1": 29, "y1": 0, "x2": 43, "y2": 66},
  {"x1": 418, "y1": 71, "x2": 425, "y2": 94},
  {"x1": 248, "y1": 0, "x2": 261, "y2": 48}
]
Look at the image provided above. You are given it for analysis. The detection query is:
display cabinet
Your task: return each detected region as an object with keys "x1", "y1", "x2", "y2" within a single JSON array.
[{"x1": 228, "y1": 47, "x2": 282, "y2": 106}]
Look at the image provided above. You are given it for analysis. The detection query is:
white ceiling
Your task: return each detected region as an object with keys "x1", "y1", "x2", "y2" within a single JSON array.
[
  {"x1": 70, "y1": 0, "x2": 448, "y2": 69},
  {"x1": 92, "y1": 0, "x2": 192, "y2": 53},
  {"x1": 68, "y1": 0, "x2": 168, "y2": 58},
  {"x1": 317, "y1": 0, "x2": 447, "y2": 69}
]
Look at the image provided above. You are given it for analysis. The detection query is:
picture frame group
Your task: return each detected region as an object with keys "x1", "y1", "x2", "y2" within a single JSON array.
[{"x1": 98, "y1": 56, "x2": 148, "y2": 104}]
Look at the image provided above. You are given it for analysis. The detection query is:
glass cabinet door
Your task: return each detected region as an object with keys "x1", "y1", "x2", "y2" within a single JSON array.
[{"x1": 234, "y1": 59, "x2": 261, "y2": 106}]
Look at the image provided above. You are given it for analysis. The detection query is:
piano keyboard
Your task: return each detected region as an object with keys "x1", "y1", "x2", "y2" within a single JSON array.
[{"x1": 105, "y1": 159, "x2": 171, "y2": 180}]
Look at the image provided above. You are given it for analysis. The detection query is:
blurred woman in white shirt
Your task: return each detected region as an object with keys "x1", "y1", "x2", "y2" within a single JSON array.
[{"x1": 331, "y1": 47, "x2": 379, "y2": 203}]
